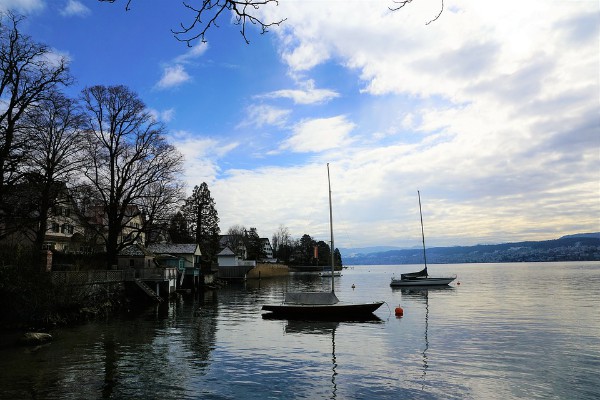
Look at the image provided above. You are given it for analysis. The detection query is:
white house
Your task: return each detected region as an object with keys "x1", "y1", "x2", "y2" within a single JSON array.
[{"x1": 217, "y1": 246, "x2": 255, "y2": 279}]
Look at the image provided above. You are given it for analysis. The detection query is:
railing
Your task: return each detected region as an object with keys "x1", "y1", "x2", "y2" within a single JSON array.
[
  {"x1": 237, "y1": 260, "x2": 256, "y2": 267},
  {"x1": 51, "y1": 267, "x2": 177, "y2": 285},
  {"x1": 136, "y1": 267, "x2": 178, "y2": 281}
]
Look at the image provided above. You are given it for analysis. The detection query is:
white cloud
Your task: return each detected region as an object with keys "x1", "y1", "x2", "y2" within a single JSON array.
[
  {"x1": 156, "y1": 64, "x2": 191, "y2": 89},
  {"x1": 259, "y1": 79, "x2": 339, "y2": 105},
  {"x1": 169, "y1": 130, "x2": 239, "y2": 189},
  {"x1": 280, "y1": 116, "x2": 356, "y2": 153},
  {"x1": 174, "y1": 42, "x2": 209, "y2": 63},
  {"x1": 238, "y1": 104, "x2": 291, "y2": 128},
  {"x1": 212, "y1": 0, "x2": 600, "y2": 246},
  {"x1": 148, "y1": 107, "x2": 175, "y2": 123},
  {"x1": 0, "y1": 0, "x2": 44, "y2": 13},
  {"x1": 60, "y1": 0, "x2": 90, "y2": 17}
]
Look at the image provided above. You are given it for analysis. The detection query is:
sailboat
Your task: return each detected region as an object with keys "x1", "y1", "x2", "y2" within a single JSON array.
[
  {"x1": 390, "y1": 191, "x2": 456, "y2": 287},
  {"x1": 262, "y1": 164, "x2": 384, "y2": 318},
  {"x1": 319, "y1": 265, "x2": 342, "y2": 278}
]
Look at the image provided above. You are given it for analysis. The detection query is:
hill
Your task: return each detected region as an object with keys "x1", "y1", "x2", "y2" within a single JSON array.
[{"x1": 342, "y1": 233, "x2": 600, "y2": 265}]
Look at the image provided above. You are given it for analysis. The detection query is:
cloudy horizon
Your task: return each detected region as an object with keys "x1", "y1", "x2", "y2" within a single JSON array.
[{"x1": 2, "y1": 0, "x2": 598, "y2": 248}]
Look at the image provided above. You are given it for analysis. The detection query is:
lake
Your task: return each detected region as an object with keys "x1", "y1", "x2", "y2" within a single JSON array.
[{"x1": 1, "y1": 262, "x2": 599, "y2": 399}]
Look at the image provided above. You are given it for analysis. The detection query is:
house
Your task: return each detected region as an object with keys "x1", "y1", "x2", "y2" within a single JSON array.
[
  {"x1": 45, "y1": 199, "x2": 88, "y2": 253},
  {"x1": 118, "y1": 244, "x2": 177, "y2": 298},
  {"x1": 217, "y1": 246, "x2": 255, "y2": 279},
  {"x1": 147, "y1": 243, "x2": 212, "y2": 287},
  {"x1": 117, "y1": 243, "x2": 155, "y2": 270},
  {"x1": 0, "y1": 182, "x2": 90, "y2": 253},
  {"x1": 219, "y1": 234, "x2": 248, "y2": 259},
  {"x1": 86, "y1": 204, "x2": 146, "y2": 251},
  {"x1": 260, "y1": 238, "x2": 276, "y2": 262},
  {"x1": 217, "y1": 246, "x2": 237, "y2": 267}
]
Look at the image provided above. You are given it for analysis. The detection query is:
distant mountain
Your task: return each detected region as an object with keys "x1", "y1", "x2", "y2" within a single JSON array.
[
  {"x1": 339, "y1": 246, "x2": 408, "y2": 256},
  {"x1": 560, "y1": 232, "x2": 600, "y2": 240},
  {"x1": 342, "y1": 233, "x2": 600, "y2": 265}
]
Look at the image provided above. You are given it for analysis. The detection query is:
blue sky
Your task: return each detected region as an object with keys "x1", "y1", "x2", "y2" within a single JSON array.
[{"x1": 3, "y1": 0, "x2": 599, "y2": 248}]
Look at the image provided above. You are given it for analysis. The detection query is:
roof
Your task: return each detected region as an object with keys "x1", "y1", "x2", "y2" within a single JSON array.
[
  {"x1": 147, "y1": 243, "x2": 200, "y2": 255},
  {"x1": 119, "y1": 244, "x2": 154, "y2": 257},
  {"x1": 217, "y1": 247, "x2": 235, "y2": 256}
]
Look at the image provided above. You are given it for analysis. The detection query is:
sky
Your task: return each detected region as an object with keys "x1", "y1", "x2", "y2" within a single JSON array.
[{"x1": 1, "y1": 0, "x2": 599, "y2": 249}]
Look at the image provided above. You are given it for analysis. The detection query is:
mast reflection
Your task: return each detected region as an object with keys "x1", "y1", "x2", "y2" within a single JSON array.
[
  {"x1": 398, "y1": 287, "x2": 453, "y2": 390},
  {"x1": 263, "y1": 315, "x2": 383, "y2": 399}
]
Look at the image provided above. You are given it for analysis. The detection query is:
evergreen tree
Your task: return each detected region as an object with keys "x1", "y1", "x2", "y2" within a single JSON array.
[
  {"x1": 245, "y1": 227, "x2": 265, "y2": 261},
  {"x1": 315, "y1": 240, "x2": 330, "y2": 266},
  {"x1": 182, "y1": 183, "x2": 221, "y2": 261},
  {"x1": 333, "y1": 248, "x2": 343, "y2": 268},
  {"x1": 299, "y1": 234, "x2": 316, "y2": 265},
  {"x1": 168, "y1": 211, "x2": 193, "y2": 243}
]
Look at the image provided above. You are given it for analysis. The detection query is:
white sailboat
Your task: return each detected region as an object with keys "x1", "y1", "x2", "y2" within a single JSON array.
[
  {"x1": 390, "y1": 191, "x2": 456, "y2": 287},
  {"x1": 262, "y1": 164, "x2": 384, "y2": 318}
]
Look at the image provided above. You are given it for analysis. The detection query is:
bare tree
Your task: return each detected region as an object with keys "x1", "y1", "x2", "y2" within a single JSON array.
[
  {"x1": 99, "y1": 0, "x2": 286, "y2": 44},
  {"x1": 21, "y1": 91, "x2": 86, "y2": 257},
  {"x1": 225, "y1": 224, "x2": 246, "y2": 258},
  {"x1": 141, "y1": 179, "x2": 185, "y2": 246},
  {"x1": 80, "y1": 85, "x2": 184, "y2": 267},
  {"x1": 272, "y1": 225, "x2": 292, "y2": 254},
  {"x1": 0, "y1": 12, "x2": 72, "y2": 236}
]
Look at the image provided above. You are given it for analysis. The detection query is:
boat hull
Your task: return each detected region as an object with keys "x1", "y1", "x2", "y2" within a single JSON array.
[
  {"x1": 318, "y1": 272, "x2": 342, "y2": 277},
  {"x1": 390, "y1": 277, "x2": 455, "y2": 287},
  {"x1": 262, "y1": 301, "x2": 384, "y2": 318}
]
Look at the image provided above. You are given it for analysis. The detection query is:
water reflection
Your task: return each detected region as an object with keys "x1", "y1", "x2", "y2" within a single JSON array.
[
  {"x1": 396, "y1": 287, "x2": 454, "y2": 391},
  {"x1": 261, "y1": 315, "x2": 384, "y2": 399},
  {"x1": 283, "y1": 320, "x2": 340, "y2": 398},
  {"x1": 1, "y1": 263, "x2": 597, "y2": 399}
]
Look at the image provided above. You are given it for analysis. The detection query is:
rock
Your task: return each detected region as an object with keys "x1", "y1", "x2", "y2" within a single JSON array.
[{"x1": 19, "y1": 332, "x2": 52, "y2": 346}]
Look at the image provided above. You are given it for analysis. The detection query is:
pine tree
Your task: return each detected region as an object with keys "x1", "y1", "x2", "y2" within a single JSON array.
[
  {"x1": 168, "y1": 211, "x2": 193, "y2": 243},
  {"x1": 182, "y1": 183, "x2": 221, "y2": 261}
]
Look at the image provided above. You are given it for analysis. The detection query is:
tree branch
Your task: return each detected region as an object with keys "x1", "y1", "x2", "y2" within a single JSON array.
[
  {"x1": 389, "y1": 0, "x2": 444, "y2": 25},
  {"x1": 98, "y1": 0, "x2": 285, "y2": 45}
]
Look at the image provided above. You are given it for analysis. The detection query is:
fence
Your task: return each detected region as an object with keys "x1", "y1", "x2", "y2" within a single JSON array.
[
  {"x1": 50, "y1": 268, "x2": 177, "y2": 285},
  {"x1": 51, "y1": 270, "x2": 134, "y2": 285}
]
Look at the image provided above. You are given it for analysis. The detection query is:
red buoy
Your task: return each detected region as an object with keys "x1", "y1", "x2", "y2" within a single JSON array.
[{"x1": 394, "y1": 306, "x2": 404, "y2": 317}]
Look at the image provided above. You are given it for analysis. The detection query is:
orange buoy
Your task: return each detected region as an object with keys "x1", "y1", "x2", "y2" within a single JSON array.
[{"x1": 394, "y1": 306, "x2": 404, "y2": 317}]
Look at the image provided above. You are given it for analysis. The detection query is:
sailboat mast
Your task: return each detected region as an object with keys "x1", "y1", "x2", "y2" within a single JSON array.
[
  {"x1": 327, "y1": 163, "x2": 335, "y2": 294},
  {"x1": 418, "y1": 190, "x2": 428, "y2": 276}
]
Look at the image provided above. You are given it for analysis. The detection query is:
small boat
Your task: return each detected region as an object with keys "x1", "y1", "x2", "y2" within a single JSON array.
[
  {"x1": 263, "y1": 164, "x2": 384, "y2": 318},
  {"x1": 390, "y1": 191, "x2": 456, "y2": 288},
  {"x1": 261, "y1": 292, "x2": 384, "y2": 318},
  {"x1": 318, "y1": 269, "x2": 342, "y2": 277}
]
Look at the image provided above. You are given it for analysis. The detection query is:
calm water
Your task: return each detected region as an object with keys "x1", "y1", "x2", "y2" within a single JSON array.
[{"x1": 1, "y1": 262, "x2": 599, "y2": 399}]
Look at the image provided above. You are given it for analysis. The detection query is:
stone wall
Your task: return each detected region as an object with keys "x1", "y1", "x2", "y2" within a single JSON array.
[{"x1": 245, "y1": 263, "x2": 289, "y2": 279}]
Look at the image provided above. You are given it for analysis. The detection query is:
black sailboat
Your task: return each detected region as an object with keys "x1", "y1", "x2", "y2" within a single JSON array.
[
  {"x1": 390, "y1": 191, "x2": 456, "y2": 287},
  {"x1": 262, "y1": 163, "x2": 384, "y2": 318}
]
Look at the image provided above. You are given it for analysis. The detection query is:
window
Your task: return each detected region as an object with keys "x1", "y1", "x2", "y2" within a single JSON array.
[
  {"x1": 79, "y1": 246, "x2": 92, "y2": 254},
  {"x1": 60, "y1": 224, "x2": 74, "y2": 234},
  {"x1": 51, "y1": 223, "x2": 59, "y2": 233}
]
